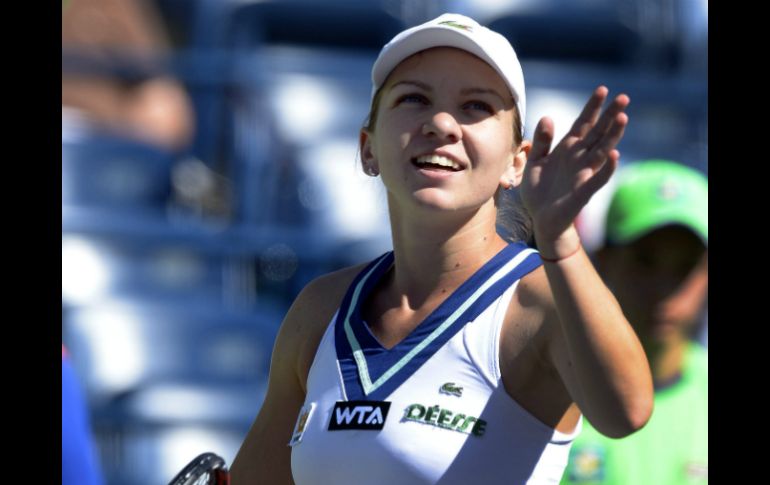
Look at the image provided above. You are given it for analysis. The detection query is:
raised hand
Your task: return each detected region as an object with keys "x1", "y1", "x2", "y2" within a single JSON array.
[{"x1": 520, "y1": 86, "x2": 629, "y2": 258}]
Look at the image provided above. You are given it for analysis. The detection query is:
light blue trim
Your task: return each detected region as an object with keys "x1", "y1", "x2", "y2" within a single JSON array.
[{"x1": 343, "y1": 254, "x2": 391, "y2": 394}]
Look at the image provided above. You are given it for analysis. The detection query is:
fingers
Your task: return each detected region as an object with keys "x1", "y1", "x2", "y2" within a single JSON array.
[
  {"x1": 574, "y1": 150, "x2": 620, "y2": 205},
  {"x1": 566, "y1": 86, "x2": 608, "y2": 139},
  {"x1": 583, "y1": 112, "x2": 628, "y2": 171},
  {"x1": 580, "y1": 92, "x2": 630, "y2": 150},
  {"x1": 528, "y1": 117, "x2": 555, "y2": 162}
]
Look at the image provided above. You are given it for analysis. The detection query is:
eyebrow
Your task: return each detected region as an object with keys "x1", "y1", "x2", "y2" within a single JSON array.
[
  {"x1": 388, "y1": 80, "x2": 507, "y2": 105},
  {"x1": 389, "y1": 80, "x2": 432, "y2": 91},
  {"x1": 459, "y1": 87, "x2": 507, "y2": 105}
]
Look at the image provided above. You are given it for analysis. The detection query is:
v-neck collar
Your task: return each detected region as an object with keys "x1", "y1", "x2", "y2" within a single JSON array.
[
  {"x1": 353, "y1": 243, "x2": 519, "y2": 352},
  {"x1": 334, "y1": 242, "x2": 542, "y2": 401}
]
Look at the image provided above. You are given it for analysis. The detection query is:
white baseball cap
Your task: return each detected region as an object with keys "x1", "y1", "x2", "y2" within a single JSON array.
[{"x1": 371, "y1": 13, "x2": 526, "y2": 135}]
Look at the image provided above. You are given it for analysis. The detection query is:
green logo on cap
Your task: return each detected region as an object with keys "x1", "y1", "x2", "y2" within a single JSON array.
[
  {"x1": 439, "y1": 21, "x2": 473, "y2": 32},
  {"x1": 657, "y1": 180, "x2": 681, "y2": 201},
  {"x1": 606, "y1": 160, "x2": 708, "y2": 245}
]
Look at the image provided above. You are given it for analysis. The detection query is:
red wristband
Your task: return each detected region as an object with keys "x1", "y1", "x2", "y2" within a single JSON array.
[{"x1": 540, "y1": 243, "x2": 582, "y2": 263}]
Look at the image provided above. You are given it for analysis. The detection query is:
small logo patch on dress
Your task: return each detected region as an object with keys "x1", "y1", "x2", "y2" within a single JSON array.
[
  {"x1": 289, "y1": 402, "x2": 316, "y2": 447},
  {"x1": 440, "y1": 382, "x2": 463, "y2": 397}
]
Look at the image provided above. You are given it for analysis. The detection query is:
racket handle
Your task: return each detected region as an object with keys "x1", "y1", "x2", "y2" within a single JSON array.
[{"x1": 212, "y1": 469, "x2": 230, "y2": 485}]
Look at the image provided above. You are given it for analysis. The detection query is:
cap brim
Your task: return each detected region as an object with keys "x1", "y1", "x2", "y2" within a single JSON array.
[{"x1": 609, "y1": 212, "x2": 708, "y2": 247}]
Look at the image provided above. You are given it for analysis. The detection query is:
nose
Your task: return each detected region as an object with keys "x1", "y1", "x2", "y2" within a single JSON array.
[{"x1": 422, "y1": 111, "x2": 462, "y2": 144}]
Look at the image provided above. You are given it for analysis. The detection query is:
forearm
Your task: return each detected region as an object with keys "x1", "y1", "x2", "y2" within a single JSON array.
[{"x1": 538, "y1": 228, "x2": 653, "y2": 438}]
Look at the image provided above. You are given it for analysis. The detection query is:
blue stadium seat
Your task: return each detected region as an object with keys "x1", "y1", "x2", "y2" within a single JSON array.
[{"x1": 62, "y1": 133, "x2": 176, "y2": 213}]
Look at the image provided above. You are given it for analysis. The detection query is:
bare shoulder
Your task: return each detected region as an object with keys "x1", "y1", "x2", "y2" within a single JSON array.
[
  {"x1": 513, "y1": 264, "x2": 556, "y2": 311},
  {"x1": 283, "y1": 264, "x2": 364, "y2": 334},
  {"x1": 284, "y1": 262, "x2": 371, "y2": 390},
  {"x1": 230, "y1": 262, "x2": 370, "y2": 483}
]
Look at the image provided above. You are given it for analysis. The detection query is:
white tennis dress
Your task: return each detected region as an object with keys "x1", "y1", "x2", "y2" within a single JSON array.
[{"x1": 290, "y1": 243, "x2": 581, "y2": 484}]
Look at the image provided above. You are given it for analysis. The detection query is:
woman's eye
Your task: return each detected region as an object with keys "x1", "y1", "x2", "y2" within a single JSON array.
[
  {"x1": 464, "y1": 101, "x2": 494, "y2": 113},
  {"x1": 396, "y1": 93, "x2": 428, "y2": 105}
]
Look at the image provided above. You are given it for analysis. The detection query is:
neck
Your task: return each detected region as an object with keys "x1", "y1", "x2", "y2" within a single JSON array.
[{"x1": 386, "y1": 196, "x2": 507, "y2": 309}]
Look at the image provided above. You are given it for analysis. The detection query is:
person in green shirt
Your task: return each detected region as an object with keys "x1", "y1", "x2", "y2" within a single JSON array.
[{"x1": 562, "y1": 160, "x2": 708, "y2": 485}]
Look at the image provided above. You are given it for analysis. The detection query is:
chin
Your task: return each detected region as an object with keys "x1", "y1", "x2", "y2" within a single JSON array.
[
  {"x1": 409, "y1": 189, "x2": 461, "y2": 211},
  {"x1": 414, "y1": 186, "x2": 497, "y2": 210}
]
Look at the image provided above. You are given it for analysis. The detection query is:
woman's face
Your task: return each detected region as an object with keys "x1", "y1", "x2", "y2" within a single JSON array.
[{"x1": 361, "y1": 47, "x2": 523, "y2": 214}]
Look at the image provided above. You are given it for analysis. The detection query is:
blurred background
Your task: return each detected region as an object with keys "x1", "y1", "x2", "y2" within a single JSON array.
[{"x1": 61, "y1": 0, "x2": 707, "y2": 483}]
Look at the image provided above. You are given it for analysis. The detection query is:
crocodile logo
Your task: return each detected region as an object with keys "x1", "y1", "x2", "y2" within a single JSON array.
[
  {"x1": 438, "y1": 20, "x2": 473, "y2": 32},
  {"x1": 440, "y1": 382, "x2": 463, "y2": 397}
]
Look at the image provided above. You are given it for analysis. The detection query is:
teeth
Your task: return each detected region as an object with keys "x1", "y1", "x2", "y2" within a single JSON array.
[{"x1": 415, "y1": 155, "x2": 461, "y2": 170}]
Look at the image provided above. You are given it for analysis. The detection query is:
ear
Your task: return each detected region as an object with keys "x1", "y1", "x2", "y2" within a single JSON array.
[
  {"x1": 499, "y1": 140, "x2": 531, "y2": 189},
  {"x1": 359, "y1": 129, "x2": 379, "y2": 176}
]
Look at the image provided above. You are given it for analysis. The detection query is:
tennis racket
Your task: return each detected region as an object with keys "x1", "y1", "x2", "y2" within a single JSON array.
[{"x1": 168, "y1": 452, "x2": 230, "y2": 485}]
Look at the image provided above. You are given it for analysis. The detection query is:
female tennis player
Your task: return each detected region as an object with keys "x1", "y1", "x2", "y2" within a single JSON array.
[{"x1": 231, "y1": 13, "x2": 653, "y2": 484}]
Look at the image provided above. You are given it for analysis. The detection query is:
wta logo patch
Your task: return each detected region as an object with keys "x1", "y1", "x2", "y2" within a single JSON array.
[{"x1": 328, "y1": 401, "x2": 391, "y2": 431}]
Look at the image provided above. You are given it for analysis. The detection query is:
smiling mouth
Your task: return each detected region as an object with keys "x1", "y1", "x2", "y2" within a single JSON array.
[{"x1": 411, "y1": 154, "x2": 463, "y2": 172}]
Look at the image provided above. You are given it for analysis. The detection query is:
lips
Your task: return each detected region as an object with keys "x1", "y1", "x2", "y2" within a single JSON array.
[{"x1": 411, "y1": 154, "x2": 463, "y2": 172}]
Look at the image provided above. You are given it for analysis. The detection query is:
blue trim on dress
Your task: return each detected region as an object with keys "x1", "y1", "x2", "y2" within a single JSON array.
[
  {"x1": 334, "y1": 252, "x2": 394, "y2": 397},
  {"x1": 336, "y1": 243, "x2": 543, "y2": 401}
]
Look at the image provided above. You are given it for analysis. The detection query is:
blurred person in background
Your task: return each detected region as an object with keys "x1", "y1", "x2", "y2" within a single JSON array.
[
  {"x1": 61, "y1": 1, "x2": 197, "y2": 481},
  {"x1": 62, "y1": 0, "x2": 195, "y2": 152},
  {"x1": 62, "y1": 345, "x2": 104, "y2": 485},
  {"x1": 231, "y1": 13, "x2": 653, "y2": 484},
  {"x1": 562, "y1": 160, "x2": 708, "y2": 484}
]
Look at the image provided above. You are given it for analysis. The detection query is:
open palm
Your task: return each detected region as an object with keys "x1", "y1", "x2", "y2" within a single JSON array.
[{"x1": 520, "y1": 86, "x2": 629, "y2": 244}]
